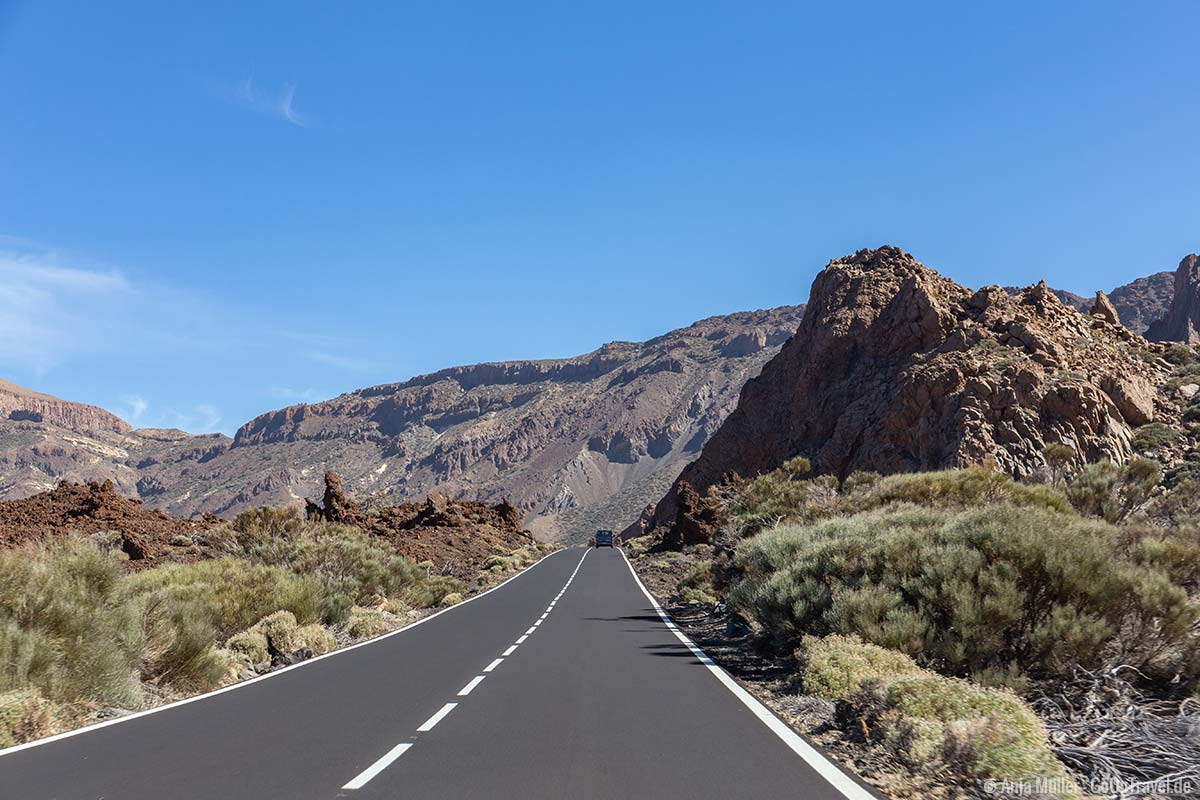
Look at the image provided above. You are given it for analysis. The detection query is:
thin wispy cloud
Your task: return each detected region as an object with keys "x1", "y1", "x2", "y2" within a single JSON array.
[
  {"x1": 305, "y1": 350, "x2": 379, "y2": 373},
  {"x1": 233, "y1": 77, "x2": 309, "y2": 127},
  {"x1": 268, "y1": 386, "x2": 327, "y2": 404},
  {"x1": 118, "y1": 394, "x2": 223, "y2": 433},
  {"x1": 0, "y1": 240, "x2": 134, "y2": 373}
]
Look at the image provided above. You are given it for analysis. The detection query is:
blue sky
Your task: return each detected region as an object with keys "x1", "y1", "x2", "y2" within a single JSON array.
[{"x1": 1, "y1": 1, "x2": 1197, "y2": 435}]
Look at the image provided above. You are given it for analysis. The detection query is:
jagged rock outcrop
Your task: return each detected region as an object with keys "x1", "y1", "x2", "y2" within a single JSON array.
[
  {"x1": 1003, "y1": 271, "x2": 1175, "y2": 336},
  {"x1": 306, "y1": 471, "x2": 361, "y2": 525},
  {"x1": 1090, "y1": 291, "x2": 1120, "y2": 325},
  {"x1": 1109, "y1": 271, "x2": 1174, "y2": 335},
  {"x1": 649, "y1": 246, "x2": 1178, "y2": 531},
  {"x1": 1146, "y1": 254, "x2": 1200, "y2": 343},
  {"x1": 303, "y1": 472, "x2": 533, "y2": 578}
]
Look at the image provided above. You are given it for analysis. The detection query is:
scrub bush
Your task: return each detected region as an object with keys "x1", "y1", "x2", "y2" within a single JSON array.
[{"x1": 730, "y1": 505, "x2": 1198, "y2": 683}]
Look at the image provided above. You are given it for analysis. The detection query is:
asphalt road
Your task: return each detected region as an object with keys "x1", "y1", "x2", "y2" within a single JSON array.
[{"x1": 0, "y1": 547, "x2": 875, "y2": 799}]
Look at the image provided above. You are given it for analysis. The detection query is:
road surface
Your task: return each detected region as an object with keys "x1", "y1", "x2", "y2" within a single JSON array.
[{"x1": 0, "y1": 547, "x2": 875, "y2": 799}]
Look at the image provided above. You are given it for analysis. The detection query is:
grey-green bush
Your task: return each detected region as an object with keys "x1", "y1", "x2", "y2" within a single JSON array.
[{"x1": 730, "y1": 505, "x2": 1198, "y2": 684}]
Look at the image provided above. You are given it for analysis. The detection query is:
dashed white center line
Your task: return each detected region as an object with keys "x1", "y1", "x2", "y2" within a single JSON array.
[
  {"x1": 502, "y1": 645, "x2": 518, "y2": 656},
  {"x1": 524, "y1": 626, "x2": 537, "y2": 635},
  {"x1": 516, "y1": 635, "x2": 528, "y2": 644},
  {"x1": 458, "y1": 676, "x2": 486, "y2": 696},
  {"x1": 539, "y1": 613, "x2": 548, "y2": 620},
  {"x1": 483, "y1": 658, "x2": 503, "y2": 672},
  {"x1": 417, "y1": 702, "x2": 457, "y2": 732},
  {"x1": 342, "y1": 742, "x2": 413, "y2": 790}
]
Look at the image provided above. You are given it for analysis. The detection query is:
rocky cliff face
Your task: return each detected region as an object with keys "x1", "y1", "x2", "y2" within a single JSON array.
[
  {"x1": 650, "y1": 246, "x2": 1178, "y2": 530},
  {"x1": 1146, "y1": 255, "x2": 1200, "y2": 343},
  {"x1": 0, "y1": 307, "x2": 804, "y2": 541},
  {"x1": 0, "y1": 379, "x2": 130, "y2": 434}
]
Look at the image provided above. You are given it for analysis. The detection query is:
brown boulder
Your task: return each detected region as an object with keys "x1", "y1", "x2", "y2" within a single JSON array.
[
  {"x1": 662, "y1": 481, "x2": 720, "y2": 549},
  {"x1": 1090, "y1": 291, "x2": 1120, "y2": 326}
]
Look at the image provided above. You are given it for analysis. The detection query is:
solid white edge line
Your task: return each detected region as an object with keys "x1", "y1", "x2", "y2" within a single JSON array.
[
  {"x1": 619, "y1": 549, "x2": 878, "y2": 800},
  {"x1": 483, "y1": 658, "x2": 503, "y2": 672},
  {"x1": 416, "y1": 702, "x2": 457, "y2": 732},
  {"x1": 342, "y1": 742, "x2": 413, "y2": 790},
  {"x1": 457, "y1": 676, "x2": 486, "y2": 696},
  {"x1": 0, "y1": 547, "x2": 578, "y2": 758},
  {"x1": 502, "y1": 645, "x2": 518, "y2": 656}
]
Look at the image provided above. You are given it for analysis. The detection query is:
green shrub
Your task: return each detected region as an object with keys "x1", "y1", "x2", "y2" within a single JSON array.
[
  {"x1": 0, "y1": 688, "x2": 62, "y2": 748},
  {"x1": 1066, "y1": 458, "x2": 1162, "y2": 522},
  {"x1": 121, "y1": 557, "x2": 340, "y2": 638},
  {"x1": 730, "y1": 505, "x2": 1198, "y2": 683},
  {"x1": 852, "y1": 466, "x2": 1071, "y2": 515},
  {"x1": 677, "y1": 561, "x2": 716, "y2": 604},
  {"x1": 725, "y1": 464, "x2": 1071, "y2": 537},
  {"x1": 847, "y1": 673, "x2": 1079, "y2": 793},
  {"x1": 440, "y1": 593, "x2": 464, "y2": 607},
  {"x1": 225, "y1": 630, "x2": 270, "y2": 668},
  {"x1": 294, "y1": 624, "x2": 336, "y2": 656},
  {"x1": 1132, "y1": 423, "x2": 1180, "y2": 454},
  {"x1": 250, "y1": 610, "x2": 299, "y2": 654},
  {"x1": 399, "y1": 575, "x2": 465, "y2": 610},
  {"x1": 483, "y1": 556, "x2": 513, "y2": 573},
  {"x1": 134, "y1": 587, "x2": 226, "y2": 691},
  {"x1": 345, "y1": 608, "x2": 393, "y2": 640},
  {"x1": 800, "y1": 634, "x2": 921, "y2": 699},
  {"x1": 0, "y1": 539, "x2": 144, "y2": 707}
]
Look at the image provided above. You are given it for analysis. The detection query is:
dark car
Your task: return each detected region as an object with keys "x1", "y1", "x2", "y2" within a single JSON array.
[{"x1": 594, "y1": 529, "x2": 615, "y2": 548}]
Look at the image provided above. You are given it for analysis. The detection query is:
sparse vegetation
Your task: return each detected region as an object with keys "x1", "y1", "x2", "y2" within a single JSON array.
[
  {"x1": 677, "y1": 561, "x2": 716, "y2": 604},
  {"x1": 798, "y1": 634, "x2": 1081, "y2": 795},
  {"x1": 0, "y1": 506, "x2": 549, "y2": 748}
]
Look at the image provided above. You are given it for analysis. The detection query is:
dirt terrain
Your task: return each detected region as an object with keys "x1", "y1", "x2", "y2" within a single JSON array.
[{"x1": 0, "y1": 479, "x2": 206, "y2": 565}]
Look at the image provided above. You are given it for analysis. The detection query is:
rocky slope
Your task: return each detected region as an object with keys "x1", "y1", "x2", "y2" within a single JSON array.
[
  {"x1": 1146, "y1": 254, "x2": 1200, "y2": 342},
  {"x1": 0, "y1": 308, "x2": 804, "y2": 540},
  {"x1": 649, "y1": 246, "x2": 1181, "y2": 531}
]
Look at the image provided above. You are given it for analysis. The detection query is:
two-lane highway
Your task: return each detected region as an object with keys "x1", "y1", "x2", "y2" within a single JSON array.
[{"x1": 0, "y1": 547, "x2": 874, "y2": 799}]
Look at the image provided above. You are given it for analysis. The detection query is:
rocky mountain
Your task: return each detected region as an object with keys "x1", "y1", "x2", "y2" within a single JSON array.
[
  {"x1": 1146, "y1": 254, "x2": 1200, "y2": 343},
  {"x1": 649, "y1": 246, "x2": 1181, "y2": 532},
  {"x1": 0, "y1": 307, "x2": 804, "y2": 540}
]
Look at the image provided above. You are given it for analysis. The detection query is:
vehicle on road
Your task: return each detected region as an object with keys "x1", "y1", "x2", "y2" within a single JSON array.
[{"x1": 594, "y1": 529, "x2": 615, "y2": 548}]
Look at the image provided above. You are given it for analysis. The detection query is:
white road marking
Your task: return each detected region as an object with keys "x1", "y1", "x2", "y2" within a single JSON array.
[
  {"x1": 539, "y1": 613, "x2": 548, "y2": 620},
  {"x1": 516, "y1": 635, "x2": 528, "y2": 644},
  {"x1": 619, "y1": 550, "x2": 876, "y2": 800},
  {"x1": 525, "y1": 626, "x2": 537, "y2": 635},
  {"x1": 458, "y1": 676, "x2": 486, "y2": 696},
  {"x1": 502, "y1": 645, "x2": 518, "y2": 656},
  {"x1": 533, "y1": 620, "x2": 542, "y2": 627},
  {"x1": 417, "y1": 702, "x2": 457, "y2": 732},
  {"x1": 342, "y1": 742, "x2": 412, "y2": 790},
  {"x1": 483, "y1": 658, "x2": 503, "y2": 672}
]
